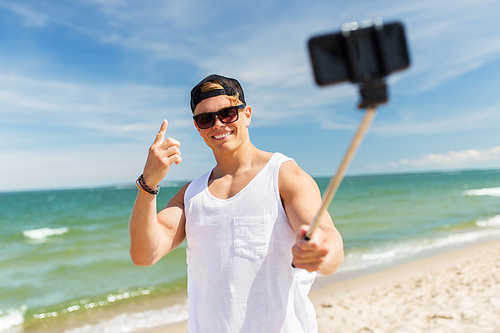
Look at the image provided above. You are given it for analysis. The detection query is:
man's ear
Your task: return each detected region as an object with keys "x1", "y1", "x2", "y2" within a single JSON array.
[{"x1": 244, "y1": 106, "x2": 252, "y2": 127}]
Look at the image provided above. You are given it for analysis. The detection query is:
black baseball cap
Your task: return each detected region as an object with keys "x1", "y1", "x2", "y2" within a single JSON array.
[{"x1": 190, "y1": 74, "x2": 246, "y2": 113}]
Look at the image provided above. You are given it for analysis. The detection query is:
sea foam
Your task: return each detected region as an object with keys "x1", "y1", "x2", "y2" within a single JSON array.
[
  {"x1": 464, "y1": 187, "x2": 500, "y2": 197},
  {"x1": 22, "y1": 227, "x2": 69, "y2": 240},
  {"x1": 477, "y1": 215, "x2": 500, "y2": 227},
  {"x1": 343, "y1": 228, "x2": 500, "y2": 272},
  {"x1": 0, "y1": 306, "x2": 27, "y2": 332},
  {"x1": 62, "y1": 300, "x2": 188, "y2": 333}
]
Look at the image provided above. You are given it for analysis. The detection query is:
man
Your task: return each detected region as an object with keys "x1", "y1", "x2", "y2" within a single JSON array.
[{"x1": 129, "y1": 74, "x2": 343, "y2": 332}]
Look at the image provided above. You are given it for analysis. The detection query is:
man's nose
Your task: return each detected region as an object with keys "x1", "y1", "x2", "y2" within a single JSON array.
[{"x1": 213, "y1": 115, "x2": 225, "y2": 127}]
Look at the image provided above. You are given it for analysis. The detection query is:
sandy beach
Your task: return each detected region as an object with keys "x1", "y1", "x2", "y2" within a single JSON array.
[{"x1": 146, "y1": 239, "x2": 500, "y2": 333}]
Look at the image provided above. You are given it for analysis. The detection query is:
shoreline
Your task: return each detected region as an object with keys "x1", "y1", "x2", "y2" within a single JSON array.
[{"x1": 144, "y1": 239, "x2": 500, "y2": 332}]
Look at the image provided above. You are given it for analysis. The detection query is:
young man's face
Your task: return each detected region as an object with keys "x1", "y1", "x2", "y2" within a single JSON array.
[{"x1": 193, "y1": 95, "x2": 251, "y2": 153}]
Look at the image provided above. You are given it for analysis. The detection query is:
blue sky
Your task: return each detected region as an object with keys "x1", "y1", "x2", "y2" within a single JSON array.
[{"x1": 1, "y1": 0, "x2": 500, "y2": 192}]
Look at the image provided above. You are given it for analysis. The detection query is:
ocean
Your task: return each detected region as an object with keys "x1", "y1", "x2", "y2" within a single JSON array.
[{"x1": 1, "y1": 169, "x2": 500, "y2": 332}]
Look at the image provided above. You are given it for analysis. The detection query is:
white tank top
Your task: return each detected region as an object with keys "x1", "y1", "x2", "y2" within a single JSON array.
[{"x1": 184, "y1": 153, "x2": 317, "y2": 333}]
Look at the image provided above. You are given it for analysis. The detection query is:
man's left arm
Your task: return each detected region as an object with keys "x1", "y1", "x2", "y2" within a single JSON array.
[{"x1": 279, "y1": 161, "x2": 344, "y2": 275}]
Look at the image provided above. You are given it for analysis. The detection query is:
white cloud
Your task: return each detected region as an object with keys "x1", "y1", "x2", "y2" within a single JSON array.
[
  {"x1": 400, "y1": 0, "x2": 500, "y2": 92},
  {"x1": 371, "y1": 103, "x2": 500, "y2": 136},
  {"x1": 0, "y1": 72, "x2": 189, "y2": 124},
  {"x1": 378, "y1": 146, "x2": 500, "y2": 170},
  {"x1": 0, "y1": 2, "x2": 49, "y2": 27}
]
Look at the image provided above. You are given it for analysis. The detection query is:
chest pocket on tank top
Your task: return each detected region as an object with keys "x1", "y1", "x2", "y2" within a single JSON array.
[{"x1": 233, "y1": 215, "x2": 275, "y2": 260}]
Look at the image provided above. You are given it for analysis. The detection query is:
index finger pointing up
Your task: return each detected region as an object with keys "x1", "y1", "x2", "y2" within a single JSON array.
[{"x1": 154, "y1": 119, "x2": 168, "y2": 145}]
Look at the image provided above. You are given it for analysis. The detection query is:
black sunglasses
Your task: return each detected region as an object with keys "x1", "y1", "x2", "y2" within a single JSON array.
[{"x1": 193, "y1": 105, "x2": 245, "y2": 129}]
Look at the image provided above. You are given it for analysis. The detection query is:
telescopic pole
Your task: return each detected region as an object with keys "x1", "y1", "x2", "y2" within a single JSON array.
[{"x1": 304, "y1": 106, "x2": 376, "y2": 240}]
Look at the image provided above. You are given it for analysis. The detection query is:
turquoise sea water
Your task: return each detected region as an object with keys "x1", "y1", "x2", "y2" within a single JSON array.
[{"x1": 1, "y1": 169, "x2": 500, "y2": 332}]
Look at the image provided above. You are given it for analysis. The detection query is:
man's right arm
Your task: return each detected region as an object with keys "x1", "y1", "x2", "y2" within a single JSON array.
[
  {"x1": 129, "y1": 119, "x2": 185, "y2": 267},
  {"x1": 129, "y1": 184, "x2": 187, "y2": 266}
]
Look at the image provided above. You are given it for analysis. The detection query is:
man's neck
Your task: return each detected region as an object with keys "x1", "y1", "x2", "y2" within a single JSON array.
[
  {"x1": 212, "y1": 143, "x2": 262, "y2": 177},
  {"x1": 208, "y1": 145, "x2": 273, "y2": 200}
]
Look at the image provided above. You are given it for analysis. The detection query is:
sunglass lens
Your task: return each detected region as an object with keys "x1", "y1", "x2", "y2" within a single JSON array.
[
  {"x1": 219, "y1": 107, "x2": 238, "y2": 123},
  {"x1": 197, "y1": 113, "x2": 215, "y2": 128}
]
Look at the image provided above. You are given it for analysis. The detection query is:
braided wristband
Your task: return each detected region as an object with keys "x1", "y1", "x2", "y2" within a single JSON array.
[
  {"x1": 136, "y1": 180, "x2": 151, "y2": 194},
  {"x1": 137, "y1": 174, "x2": 160, "y2": 195}
]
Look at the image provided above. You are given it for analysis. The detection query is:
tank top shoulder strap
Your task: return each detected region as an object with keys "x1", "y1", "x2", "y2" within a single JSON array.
[
  {"x1": 184, "y1": 170, "x2": 210, "y2": 202},
  {"x1": 270, "y1": 152, "x2": 295, "y2": 166},
  {"x1": 253, "y1": 153, "x2": 295, "y2": 201},
  {"x1": 266, "y1": 152, "x2": 296, "y2": 179}
]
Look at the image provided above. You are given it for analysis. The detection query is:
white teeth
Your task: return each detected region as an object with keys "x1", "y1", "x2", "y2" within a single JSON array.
[{"x1": 214, "y1": 132, "x2": 231, "y2": 139}]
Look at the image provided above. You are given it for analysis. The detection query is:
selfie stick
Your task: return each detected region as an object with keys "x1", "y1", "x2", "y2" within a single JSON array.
[
  {"x1": 304, "y1": 107, "x2": 376, "y2": 240},
  {"x1": 304, "y1": 20, "x2": 410, "y2": 240},
  {"x1": 304, "y1": 81, "x2": 386, "y2": 240}
]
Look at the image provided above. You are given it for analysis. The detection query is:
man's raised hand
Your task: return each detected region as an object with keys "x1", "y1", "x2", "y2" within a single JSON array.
[{"x1": 142, "y1": 120, "x2": 182, "y2": 189}]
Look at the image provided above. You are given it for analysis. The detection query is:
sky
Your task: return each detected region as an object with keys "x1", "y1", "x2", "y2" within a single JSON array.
[{"x1": 1, "y1": 0, "x2": 500, "y2": 192}]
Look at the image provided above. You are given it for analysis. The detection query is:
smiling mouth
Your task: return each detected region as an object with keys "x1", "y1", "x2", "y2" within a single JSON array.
[{"x1": 213, "y1": 131, "x2": 233, "y2": 139}]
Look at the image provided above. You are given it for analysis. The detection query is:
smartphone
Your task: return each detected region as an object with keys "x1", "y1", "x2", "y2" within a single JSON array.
[{"x1": 308, "y1": 21, "x2": 410, "y2": 86}]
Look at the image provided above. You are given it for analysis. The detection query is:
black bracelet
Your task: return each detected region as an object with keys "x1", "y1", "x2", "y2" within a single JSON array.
[{"x1": 137, "y1": 174, "x2": 160, "y2": 195}]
